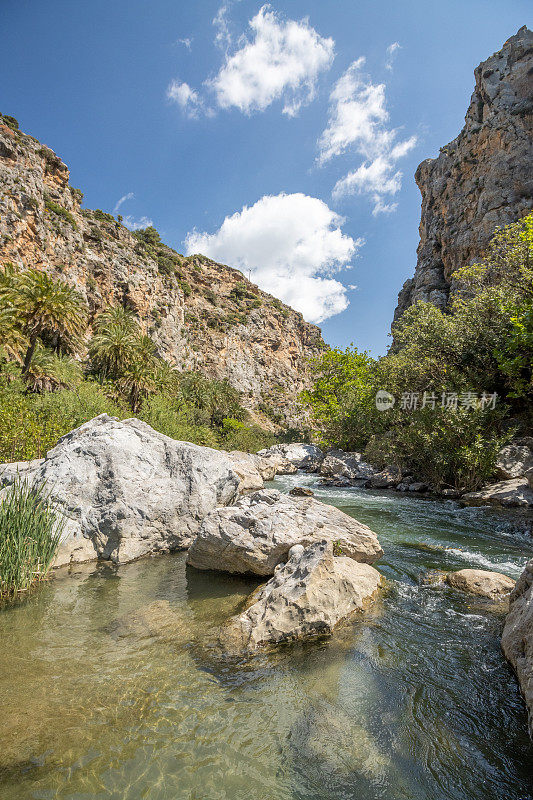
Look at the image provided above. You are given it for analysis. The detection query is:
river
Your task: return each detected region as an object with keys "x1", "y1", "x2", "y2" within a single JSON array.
[{"x1": 0, "y1": 472, "x2": 532, "y2": 799}]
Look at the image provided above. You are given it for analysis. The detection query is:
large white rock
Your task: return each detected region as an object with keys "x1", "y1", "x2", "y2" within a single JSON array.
[
  {"x1": 462, "y1": 478, "x2": 533, "y2": 508},
  {"x1": 446, "y1": 568, "x2": 515, "y2": 600},
  {"x1": 319, "y1": 449, "x2": 375, "y2": 480},
  {"x1": 258, "y1": 451, "x2": 298, "y2": 475},
  {"x1": 258, "y1": 443, "x2": 324, "y2": 471},
  {"x1": 187, "y1": 488, "x2": 383, "y2": 575},
  {"x1": 224, "y1": 540, "x2": 382, "y2": 649},
  {"x1": 227, "y1": 451, "x2": 269, "y2": 492},
  {"x1": 502, "y1": 558, "x2": 533, "y2": 737},
  {"x1": 0, "y1": 415, "x2": 240, "y2": 566}
]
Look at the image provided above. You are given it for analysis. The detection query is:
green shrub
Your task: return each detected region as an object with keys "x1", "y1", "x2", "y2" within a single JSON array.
[
  {"x1": 92, "y1": 209, "x2": 115, "y2": 224},
  {"x1": 44, "y1": 194, "x2": 77, "y2": 230},
  {"x1": 1, "y1": 114, "x2": 19, "y2": 131},
  {"x1": 0, "y1": 478, "x2": 64, "y2": 599},
  {"x1": 220, "y1": 418, "x2": 275, "y2": 453}
]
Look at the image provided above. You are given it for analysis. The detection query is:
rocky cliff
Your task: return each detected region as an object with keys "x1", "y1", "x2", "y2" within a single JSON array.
[
  {"x1": 0, "y1": 115, "x2": 325, "y2": 426},
  {"x1": 394, "y1": 25, "x2": 533, "y2": 321}
]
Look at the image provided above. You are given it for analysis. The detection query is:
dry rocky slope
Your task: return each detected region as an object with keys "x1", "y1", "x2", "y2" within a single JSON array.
[
  {"x1": 0, "y1": 115, "x2": 324, "y2": 426},
  {"x1": 394, "y1": 25, "x2": 533, "y2": 320}
]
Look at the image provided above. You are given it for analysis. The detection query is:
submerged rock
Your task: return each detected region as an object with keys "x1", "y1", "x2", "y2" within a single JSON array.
[
  {"x1": 462, "y1": 479, "x2": 533, "y2": 508},
  {"x1": 502, "y1": 558, "x2": 533, "y2": 737},
  {"x1": 259, "y1": 443, "x2": 324, "y2": 471},
  {"x1": 289, "y1": 486, "x2": 314, "y2": 497},
  {"x1": 187, "y1": 488, "x2": 383, "y2": 575},
  {"x1": 224, "y1": 540, "x2": 382, "y2": 649},
  {"x1": 319, "y1": 449, "x2": 374, "y2": 480},
  {"x1": 0, "y1": 415, "x2": 240, "y2": 566},
  {"x1": 106, "y1": 600, "x2": 189, "y2": 642},
  {"x1": 446, "y1": 569, "x2": 515, "y2": 600}
]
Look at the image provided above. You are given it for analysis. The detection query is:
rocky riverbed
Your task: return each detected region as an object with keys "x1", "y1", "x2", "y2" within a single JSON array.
[{"x1": 0, "y1": 468, "x2": 532, "y2": 800}]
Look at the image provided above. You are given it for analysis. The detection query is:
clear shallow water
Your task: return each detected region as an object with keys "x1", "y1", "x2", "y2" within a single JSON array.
[{"x1": 0, "y1": 475, "x2": 532, "y2": 800}]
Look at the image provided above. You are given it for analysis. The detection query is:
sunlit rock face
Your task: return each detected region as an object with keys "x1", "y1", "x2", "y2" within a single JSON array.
[
  {"x1": 394, "y1": 26, "x2": 533, "y2": 321},
  {"x1": 0, "y1": 116, "x2": 325, "y2": 428}
]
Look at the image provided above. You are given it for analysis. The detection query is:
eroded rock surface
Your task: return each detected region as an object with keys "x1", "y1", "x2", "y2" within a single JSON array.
[
  {"x1": 502, "y1": 558, "x2": 533, "y2": 737},
  {"x1": 187, "y1": 488, "x2": 383, "y2": 575},
  {"x1": 319, "y1": 450, "x2": 375, "y2": 481},
  {"x1": 224, "y1": 540, "x2": 382, "y2": 650},
  {"x1": 0, "y1": 115, "x2": 324, "y2": 428},
  {"x1": 462, "y1": 478, "x2": 533, "y2": 508},
  {"x1": 259, "y1": 443, "x2": 324, "y2": 471},
  {"x1": 0, "y1": 414, "x2": 240, "y2": 566},
  {"x1": 394, "y1": 26, "x2": 533, "y2": 320},
  {"x1": 446, "y1": 568, "x2": 515, "y2": 600}
]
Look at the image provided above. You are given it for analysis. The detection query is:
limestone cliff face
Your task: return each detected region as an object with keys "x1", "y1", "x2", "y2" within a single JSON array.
[
  {"x1": 394, "y1": 25, "x2": 533, "y2": 321},
  {"x1": 0, "y1": 115, "x2": 325, "y2": 426}
]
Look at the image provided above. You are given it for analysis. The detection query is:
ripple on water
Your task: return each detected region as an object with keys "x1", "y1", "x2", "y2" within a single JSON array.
[{"x1": 0, "y1": 477, "x2": 531, "y2": 800}]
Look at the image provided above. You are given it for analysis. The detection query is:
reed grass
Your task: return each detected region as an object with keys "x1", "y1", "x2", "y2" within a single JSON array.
[{"x1": 0, "y1": 477, "x2": 64, "y2": 599}]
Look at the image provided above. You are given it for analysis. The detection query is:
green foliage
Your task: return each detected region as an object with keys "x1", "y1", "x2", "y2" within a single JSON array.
[
  {"x1": 139, "y1": 393, "x2": 219, "y2": 448},
  {"x1": 134, "y1": 226, "x2": 161, "y2": 248},
  {"x1": 178, "y1": 280, "x2": 192, "y2": 297},
  {"x1": 303, "y1": 215, "x2": 533, "y2": 489},
  {"x1": 3, "y1": 267, "x2": 87, "y2": 377},
  {"x1": 92, "y1": 209, "x2": 115, "y2": 224},
  {"x1": 365, "y1": 408, "x2": 507, "y2": 490},
  {"x1": 230, "y1": 281, "x2": 257, "y2": 302},
  {"x1": 43, "y1": 194, "x2": 77, "y2": 229},
  {"x1": 302, "y1": 346, "x2": 377, "y2": 450},
  {"x1": 1, "y1": 114, "x2": 19, "y2": 131},
  {"x1": 0, "y1": 478, "x2": 64, "y2": 599},
  {"x1": 219, "y1": 418, "x2": 275, "y2": 453}
]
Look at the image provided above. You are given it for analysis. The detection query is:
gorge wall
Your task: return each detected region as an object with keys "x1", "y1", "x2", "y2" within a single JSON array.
[
  {"x1": 0, "y1": 114, "x2": 325, "y2": 427},
  {"x1": 394, "y1": 25, "x2": 533, "y2": 321}
]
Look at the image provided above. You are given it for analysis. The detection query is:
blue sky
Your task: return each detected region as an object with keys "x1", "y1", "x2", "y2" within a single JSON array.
[{"x1": 1, "y1": 1, "x2": 530, "y2": 355}]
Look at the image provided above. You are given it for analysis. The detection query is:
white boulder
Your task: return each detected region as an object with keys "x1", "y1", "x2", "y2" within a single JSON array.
[
  {"x1": 462, "y1": 478, "x2": 533, "y2": 508},
  {"x1": 224, "y1": 540, "x2": 382, "y2": 649},
  {"x1": 0, "y1": 415, "x2": 240, "y2": 566},
  {"x1": 495, "y1": 443, "x2": 533, "y2": 480},
  {"x1": 446, "y1": 568, "x2": 515, "y2": 600},
  {"x1": 187, "y1": 488, "x2": 383, "y2": 575},
  {"x1": 319, "y1": 450, "x2": 375, "y2": 480},
  {"x1": 258, "y1": 443, "x2": 324, "y2": 471}
]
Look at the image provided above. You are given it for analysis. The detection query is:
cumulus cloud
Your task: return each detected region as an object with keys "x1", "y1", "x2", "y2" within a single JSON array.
[
  {"x1": 385, "y1": 41, "x2": 400, "y2": 71},
  {"x1": 185, "y1": 192, "x2": 361, "y2": 323},
  {"x1": 177, "y1": 37, "x2": 193, "y2": 50},
  {"x1": 318, "y1": 58, "x2": 416, "y2": 213},
  {"x1": 167, "y1": 79, "x2": 205, "y2": 117},
  {"x1": 209, "y1": 6, "x2": 334, "y2": 116},
  {"x1": 113, "y1": 192, "x2": 135, "y2": 214}
]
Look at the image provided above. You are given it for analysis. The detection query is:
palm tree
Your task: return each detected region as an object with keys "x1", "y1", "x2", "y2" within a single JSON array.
[
  {"x1": 88, "y1": 307, "x2": 139, "y2": 378},
  {"x1": 118, "y1": 357, "x2": 157, "y2": 412},
  {"x1": 0, "y1": 307, "x2": 26, "y2": 362},
  {"x1": 7, "y1": 269, "x2": 87, "y2": 376}
]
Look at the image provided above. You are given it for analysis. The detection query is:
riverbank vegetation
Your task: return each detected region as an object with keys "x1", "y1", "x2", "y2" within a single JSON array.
[
  {"x1": 0, "y1": 266, "x2": 274, "y2": 461},
  {"x1": 0, "y1": 478, "x2": 64, "y2": 599},
  {"x1": 303, "y1": 215, "x2": 533, "y2": 490}
]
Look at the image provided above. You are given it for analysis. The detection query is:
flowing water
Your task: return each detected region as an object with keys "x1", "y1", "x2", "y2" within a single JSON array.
[{"x1": 0, "y1": 474, "x2": 532, "y2": 799}]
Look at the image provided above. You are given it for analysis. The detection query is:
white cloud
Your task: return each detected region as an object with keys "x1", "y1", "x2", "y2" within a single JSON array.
[
  {"x1": 167, "y1": 79, "x2": 204, "y2": 117},
  {"x1": 318, "y1": 59, "x2": 416, "y2": 213},
  {"x1": 208, "y1": 5, "x2": 335, "y2": 116},
  {"x1": 385, "y1": 42, "x2": 400, "y2": 71},
  {"x1": 177, "y1": 37, "x2": 193, "y2": 50},
  {"x1": 113, "y1": 192, "x2": 135, "y2": 214},
  {"x1": 213, "y1": 3, "x2": 233, "y2": 51},
  {"x1": 185, "y1": 192, "x2": 361, "y2": 323},
  {"x1": 123, "y1": 215, "x2": 154, "y2": 231}
]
